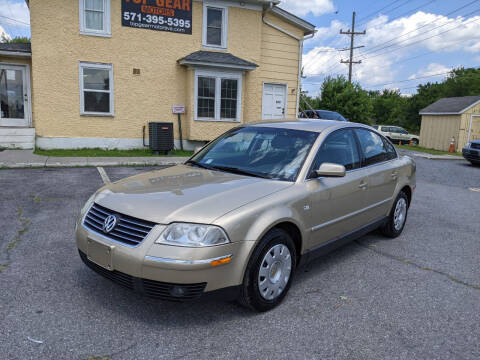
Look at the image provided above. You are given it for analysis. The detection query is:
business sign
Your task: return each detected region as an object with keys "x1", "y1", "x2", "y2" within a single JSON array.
[
  {"x1": 172, "y1": 105, "x2": 186, "y2": 114},
  {"x1": 122, "y1": 0, "x2": 192, "y2": 35}
]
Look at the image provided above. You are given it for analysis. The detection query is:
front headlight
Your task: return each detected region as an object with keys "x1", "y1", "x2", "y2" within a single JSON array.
[
  {"x1": 466, "y1": 142, "x2": 472, "y2": 148},
  {"x1": 155, "y1": 223, "x2": 230, "y2": 247}
]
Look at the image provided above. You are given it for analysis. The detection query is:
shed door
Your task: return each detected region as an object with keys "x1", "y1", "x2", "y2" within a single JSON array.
[
  {"x1": 0, "y1": 64, "x2": 30, "y2": 127},
  {"x1": 262, "y1": 83, "x2": 286, "y2": 120}
]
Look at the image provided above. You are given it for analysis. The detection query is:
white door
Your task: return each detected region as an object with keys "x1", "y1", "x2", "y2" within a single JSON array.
[
  {"x1": 0, "y1": 64, "x2": 30, "y2": 127},
  {"x1": 262, "y1": 83, "x2": 286, "y2": 120}
]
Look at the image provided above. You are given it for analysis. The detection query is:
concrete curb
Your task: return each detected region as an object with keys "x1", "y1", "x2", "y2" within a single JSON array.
[
  {"x1": 398, "y1": 150, "x2": 464, "y2": 161},
  {"x1": 0, "y1": 157, "x2": 189, "y2": 169}
]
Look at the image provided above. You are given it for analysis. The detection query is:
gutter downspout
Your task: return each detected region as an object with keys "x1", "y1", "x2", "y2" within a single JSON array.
[
  {"x1": 262, "y1": 4, "x2": 315, "y2": 118},
  {"x1": 296, "y1": 32, "x2": 314, "y2": 118}
]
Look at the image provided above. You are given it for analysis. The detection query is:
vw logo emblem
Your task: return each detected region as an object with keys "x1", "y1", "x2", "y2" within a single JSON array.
[{"x1": 103, "y1": 215, "x2": 118, "y2": 234}]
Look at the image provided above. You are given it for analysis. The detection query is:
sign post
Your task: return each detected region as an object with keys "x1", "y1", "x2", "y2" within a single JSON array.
[{"x1": 172, "y1": 105, "x2": 186, "y2": 151}]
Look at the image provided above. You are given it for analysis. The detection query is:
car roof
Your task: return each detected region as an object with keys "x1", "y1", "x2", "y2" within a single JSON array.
[
  {"x1": 247, "y1": 119, "x2": 371, "y2": 133},
  {"x1": 315, "y1": 110, "x2": 338, "y2": 114}
]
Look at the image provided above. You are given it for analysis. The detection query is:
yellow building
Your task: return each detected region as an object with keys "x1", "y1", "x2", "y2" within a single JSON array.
[
  {"x1": 0, "y1": 0, "x2": 315, "y2": 150},
  {"x1": 419, "y1": 96, "x2": 480, "y2": 152}
]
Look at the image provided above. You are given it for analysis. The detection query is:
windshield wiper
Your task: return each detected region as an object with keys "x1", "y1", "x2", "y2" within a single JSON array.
[
  {"x1": 210, "y1": 165, "x2": 271, "y2": 179},
  {"x1": 185, "y1": 160, "x2": 213, "y2": 170}
]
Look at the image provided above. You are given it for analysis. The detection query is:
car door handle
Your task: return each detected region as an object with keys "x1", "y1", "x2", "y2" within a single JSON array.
[{"x1": 358, "y1": 181, "x2": 368, "y2": 190}]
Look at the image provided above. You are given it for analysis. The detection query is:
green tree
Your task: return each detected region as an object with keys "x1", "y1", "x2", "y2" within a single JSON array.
[
  {"x1": 0, "y1": 35, "x2": 30, "y2": 43},
  {"x1": 319, "y1": 76, "x2": 373, "y2": 124}
]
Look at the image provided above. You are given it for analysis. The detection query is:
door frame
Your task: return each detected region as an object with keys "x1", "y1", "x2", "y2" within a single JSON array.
[
  {"x1": 0, "y1": 62, "x2": 32, "y2": 127},
  {"x1": 262, "y1": 82, "x2": 288, "y2": 120}
]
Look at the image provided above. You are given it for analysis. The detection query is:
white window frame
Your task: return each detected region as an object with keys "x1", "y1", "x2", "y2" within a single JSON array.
[
  {"x1": 202, "y1": 3, "x2": 228, "y2": 49},
  {"x1": 79, "y1": 0, "x2": 111, "y2": 37},
  {"x1": 194, "y1": 69, "x2": 242, "y2": 122},
  {"x1": 79, "y1": 62, "x2": 114, "y2": 116}
]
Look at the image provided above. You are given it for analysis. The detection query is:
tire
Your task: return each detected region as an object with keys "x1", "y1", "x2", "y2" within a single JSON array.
[
  {"x1": 238, "y1": 228, "x2": 296, "y2": 312},
  {"x1": 411, "y1": 138, "x2": 419, "y2": 145},
  {"x1": 381, "y1": 191, "x2": 409, "y2": 238}
]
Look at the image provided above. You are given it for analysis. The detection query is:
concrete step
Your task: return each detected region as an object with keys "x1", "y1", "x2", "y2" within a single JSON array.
[{"x1": 0, "y1": 127, "x2": 35, "y2": 149}]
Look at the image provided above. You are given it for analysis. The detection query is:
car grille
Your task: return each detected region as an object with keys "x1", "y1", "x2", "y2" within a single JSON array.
[
  {"x1": 471, "y1": 143, "x2": 480, "y2": 150},
  {"x1": 83, "y1": 203, "x2": 156, "y2": 246},
  {"x1": 79, "y1": 251, "x2": 207, "y2": 301}
]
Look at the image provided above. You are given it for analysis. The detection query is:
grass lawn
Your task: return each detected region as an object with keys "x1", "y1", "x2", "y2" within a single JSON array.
[
  {"x1": 395, "y1": 144, "x2": 462, "y2": 157},
  {"x1": 34, "y1": 148, "x2": 194, "y2": 157}
]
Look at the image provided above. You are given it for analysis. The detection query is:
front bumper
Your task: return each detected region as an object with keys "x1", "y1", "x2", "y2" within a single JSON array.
[
  {"x1": 76, "y1": 220, "x2": 257, "y2": 296},
  {"x1": 462, "y1": 147, "x2": 480, "y2": 162}
]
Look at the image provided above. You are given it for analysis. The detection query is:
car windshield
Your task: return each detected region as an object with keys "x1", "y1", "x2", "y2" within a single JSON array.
[
  {"x1": 315, "y1": 111, "x2": 346, "y2": 121},
  {"x1": 188, "y1": 127, "x2": 319, "y2": 181}
]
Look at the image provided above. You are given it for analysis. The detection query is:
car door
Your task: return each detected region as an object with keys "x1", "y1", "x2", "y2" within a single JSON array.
[
  {"x1": 353, "y1": 128, "x2": 399, "y2": 222},
  {"x1": 398, "y1": 128, "x2": 411, "y2": 142},
  {"x1": 380, "y1": 126, "x2": 392, "y2": 140},
  {"x1": 306, "y1": 129, "x2": 369, "y2": 249}
]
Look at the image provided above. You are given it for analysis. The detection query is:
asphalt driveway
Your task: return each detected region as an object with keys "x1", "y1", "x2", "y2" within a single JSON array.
[{"x1": 0, "y1": 157, "x2": 479, "y2": 360}]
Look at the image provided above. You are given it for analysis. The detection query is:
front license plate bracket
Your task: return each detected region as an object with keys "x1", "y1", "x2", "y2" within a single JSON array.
[{"x1": 87, "y1": 239, "x2": 114, "y2": 271}]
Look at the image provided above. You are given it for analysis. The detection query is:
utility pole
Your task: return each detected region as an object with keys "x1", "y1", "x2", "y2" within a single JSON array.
[{"x1": 340, "y1": 11, "x2": 366, "y2": 83}]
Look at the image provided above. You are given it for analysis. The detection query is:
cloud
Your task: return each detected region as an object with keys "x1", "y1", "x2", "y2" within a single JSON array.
[
  {"x1": 0, "y1": 25, "x2": 11, "y2": 41},
  {"x1": 408, "y1": 63, "x2": 452, "y2": 80},
  {"x1": 362, "y1": 12, "x2": 480, "y2": 54},
  {"x1": 278, "y1": 0, "x2": 335, "y2": 17},
  {"x1": 301, "y1": 10, "x2": 480, "y2": 92},
  {"x1": 0, "y1": 1, "x2": 30, "y2": 28}
]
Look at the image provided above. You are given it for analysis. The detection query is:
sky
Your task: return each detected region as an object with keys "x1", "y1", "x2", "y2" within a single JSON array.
[{"x1": 1, "y1": 0, "x2": 479, "y2": 95}]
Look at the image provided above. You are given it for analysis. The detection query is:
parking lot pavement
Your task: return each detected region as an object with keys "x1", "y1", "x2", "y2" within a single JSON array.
[{"x1": 0, "y1": 158, "x2": 479, "y2": 360}]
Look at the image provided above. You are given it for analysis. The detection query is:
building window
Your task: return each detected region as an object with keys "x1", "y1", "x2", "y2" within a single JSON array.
[
  {"x1": 221, "y1": 79, "x2": 237, "y2": 119},
  {"x1": 195, "y1": 71, "x2": 241, "y2": 122},
  {"x1": 80, "y1": 0, "x2": 111, "y2": 36},
  {"x1": 203, "y1": 4, "x2": 227, "y2": 48},
  {"x1": 79, "y1": 62, "x2": 114, "y2": 116},
  {"x1": 197, "y1": 77, "x2": 216, "y2": 118}
]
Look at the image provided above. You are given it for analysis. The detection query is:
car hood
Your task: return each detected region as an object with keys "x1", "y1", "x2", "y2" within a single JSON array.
[{"x1": 94, "y1": 164, "x2": 292, "y2": 224}]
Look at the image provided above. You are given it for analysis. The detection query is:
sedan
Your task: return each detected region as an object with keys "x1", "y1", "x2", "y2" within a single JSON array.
[
  {"x1": 76, "y1": 121, "x2": 416, "y2": 312},
  {"x1": 462, "y1": 139, "x2": 480, "y2": 165}
]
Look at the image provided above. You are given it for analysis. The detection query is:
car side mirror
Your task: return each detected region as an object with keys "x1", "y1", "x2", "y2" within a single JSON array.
[{"x1": 315, "y1": 163, "x2": 346, "y2": 178}]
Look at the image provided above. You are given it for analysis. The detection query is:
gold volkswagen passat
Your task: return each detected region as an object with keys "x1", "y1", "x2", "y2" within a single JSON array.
[{"x1": 76, "y1": 121, "x2": 416, "y2": 311}]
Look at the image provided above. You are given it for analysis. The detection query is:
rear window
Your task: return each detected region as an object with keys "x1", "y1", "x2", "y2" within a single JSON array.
[
  {"x1": 316, "y1": 111, "x2": 346, "y2": 121},
  {"x1": 354, "y1": 128, "x2": 389, "y2": 166}
]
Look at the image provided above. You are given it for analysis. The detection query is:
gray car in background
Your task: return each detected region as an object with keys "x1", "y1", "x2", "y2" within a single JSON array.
[
  {"x1": 462, "y1": 139, "x2": 480, "y2": 165},
  {"x1": 299, "y1": 110, "x2": 348, "y2": 121}
]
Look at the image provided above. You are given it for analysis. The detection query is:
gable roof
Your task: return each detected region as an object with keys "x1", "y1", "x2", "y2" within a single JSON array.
[
  {"x1": 178, "y1": 51, "x2": 258, "y2": 70},
  {"x1": 419, "y1": 95, "x2": 480, "y2": 115},
  {"x1": 0, "y1": 42, "x2": 31, "y2": 57},
  {"x1": 270, "y1": 6, "x2": 316, "y2": 35}
]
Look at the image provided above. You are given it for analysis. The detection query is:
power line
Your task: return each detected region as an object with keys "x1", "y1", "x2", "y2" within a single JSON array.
[
  {"x1": 356, "y1": 0, "x2": 407, "y2": 24},
  {"x1": 302, "y1": 0, "x2": 480, "y2": 77},
  {"x1": 358, "y1": 15, "x2": 480, "y2": 62},
  {"x1": 366, "y1": 70, "x2": 453, "y2": 87},
  {"x1": 357, "y1": 0, "x2": 415, "y2": 27},
  {"x1": 0, "y1": 14, "x2": 30, "y2": 26},
  {"x1": 319, "y1": 2, "x2": 480, "y2": 79},
  {"x1": 360, "y1": 0, "x2": 479, "y2": 55},
  {"x1": 358, "y1": 3, "x2": 480, "y2": 60},
  {"x1": 381, "y1": 0, "x2": 437, "y2": 24},
  {"x1": 302, "y1": 70, "x2": 453, "y2": 86}
]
